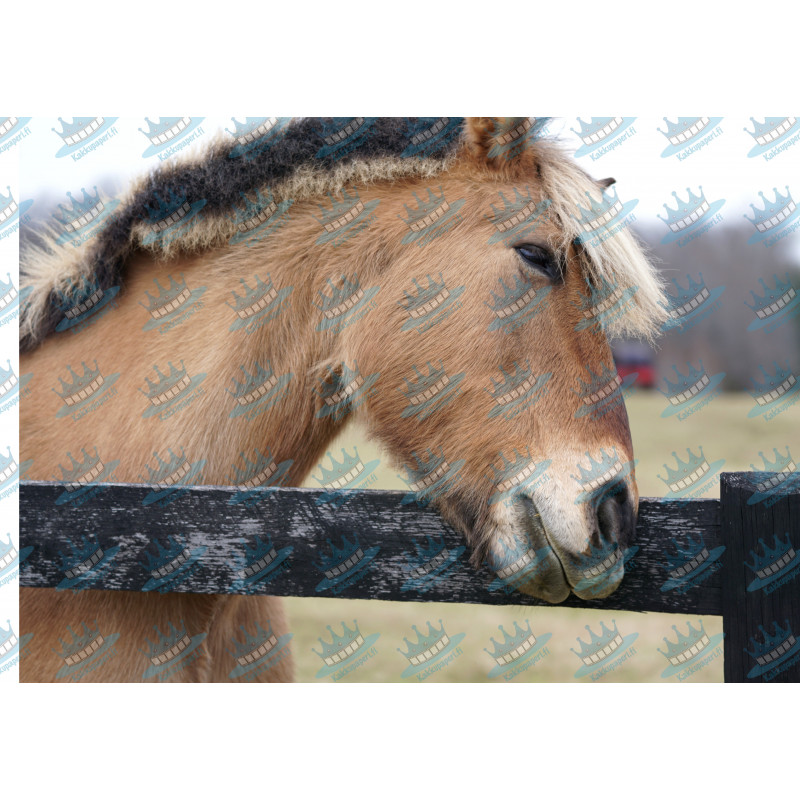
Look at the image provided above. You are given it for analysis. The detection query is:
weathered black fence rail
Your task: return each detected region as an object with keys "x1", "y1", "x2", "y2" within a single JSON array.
[{"x1": 19, "y1": 472, "x2": 800, "y2": 682}]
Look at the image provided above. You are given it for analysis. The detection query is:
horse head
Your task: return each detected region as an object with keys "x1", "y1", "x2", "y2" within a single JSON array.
[{"x1": 318, "y1": 118, "x2": 666, "y2": 601}]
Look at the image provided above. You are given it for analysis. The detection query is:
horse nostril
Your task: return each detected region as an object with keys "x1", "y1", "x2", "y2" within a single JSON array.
[{"x1": 594, "y1": 482, "x2": 636, "y2": 548}]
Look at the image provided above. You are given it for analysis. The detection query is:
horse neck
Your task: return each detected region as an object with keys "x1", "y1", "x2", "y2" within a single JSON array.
[{"x1": 139, "y1": 222, "x2": 373, "y2": 486}]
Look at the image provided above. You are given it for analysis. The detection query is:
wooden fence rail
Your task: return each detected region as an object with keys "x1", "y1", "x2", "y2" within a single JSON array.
[{"x1": 18, "y1": 472, "x2": 800, "y2": 682}]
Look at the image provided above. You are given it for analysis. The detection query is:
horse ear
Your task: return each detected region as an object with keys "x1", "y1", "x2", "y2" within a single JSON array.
[
  {"x1": 464, "y1": 117, "x2": 534, "y2": 165},
  {"x1": 598, "y1": 177, "x2": 616, "y2": 189}
]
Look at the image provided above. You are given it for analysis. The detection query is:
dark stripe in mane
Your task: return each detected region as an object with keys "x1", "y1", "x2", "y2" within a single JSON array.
[{"x1": 21, "y1": 117, "x2": 465, "y2": 350}]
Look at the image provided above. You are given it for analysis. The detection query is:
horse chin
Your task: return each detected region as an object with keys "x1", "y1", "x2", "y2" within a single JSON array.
[
  {"x1": 514, "y1": 572, "x2": 572, "y2": 604},
  {"x1": 568, "y1": 564, "x2": 625, "y2": 601}
]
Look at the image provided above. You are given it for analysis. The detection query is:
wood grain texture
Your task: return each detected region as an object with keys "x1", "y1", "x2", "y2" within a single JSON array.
[
  {"x1": 721, "y1": 472, "x2": 800, "y2": 683},
  {"x1": 20, "y1": 479, "x2": 722, "y2": 614}
]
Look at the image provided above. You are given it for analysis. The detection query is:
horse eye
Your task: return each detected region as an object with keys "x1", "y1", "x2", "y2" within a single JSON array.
[{"x1": 515, "y1": 244, "x2": 560, "y2": 280}]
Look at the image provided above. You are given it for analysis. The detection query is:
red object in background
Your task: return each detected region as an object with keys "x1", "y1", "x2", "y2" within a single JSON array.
[
  {"x1": 617, "y1": 362, "x2": 655, "y2": 387},
  {"x1": 612, "y1": 341, "x2": 655, "y2": 388}
]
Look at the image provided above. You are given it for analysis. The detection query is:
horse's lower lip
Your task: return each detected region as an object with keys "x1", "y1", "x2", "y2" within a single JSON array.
[
  {"x1": 515, "y1": 496, "x2": 571, "y2": 603},
  {"x1": 570, "y1": 562, "x2": 625, "y2": 600}
]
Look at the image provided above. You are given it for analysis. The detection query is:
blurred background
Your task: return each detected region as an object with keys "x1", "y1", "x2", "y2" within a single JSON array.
[{"x1": 15, "y1": 117, "x2": 800, "y2": 681}]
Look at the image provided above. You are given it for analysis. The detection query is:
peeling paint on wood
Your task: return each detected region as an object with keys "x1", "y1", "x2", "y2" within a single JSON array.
[{"x1": 21, "y1": 480, "x2": 721, "y2": 614}]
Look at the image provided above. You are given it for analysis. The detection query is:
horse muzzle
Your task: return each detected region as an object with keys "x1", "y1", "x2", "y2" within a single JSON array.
[{"x1": 499, "y1": 482, "x2": 637, "y2": 603}]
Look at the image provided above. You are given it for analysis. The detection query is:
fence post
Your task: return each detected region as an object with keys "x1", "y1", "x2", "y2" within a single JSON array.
[{"x1": 721, "y1": 472, "x2": 800, "y2": 682}]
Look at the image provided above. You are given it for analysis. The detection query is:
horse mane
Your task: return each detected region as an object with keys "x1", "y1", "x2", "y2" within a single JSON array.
[{"x1": 19, "y1": 117, "x2": 666, "y2": 350}]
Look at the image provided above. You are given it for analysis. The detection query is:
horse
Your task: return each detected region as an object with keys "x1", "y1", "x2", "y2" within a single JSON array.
[{"x1": 19, "y1": 117, "x2": 666, "y2": 681}]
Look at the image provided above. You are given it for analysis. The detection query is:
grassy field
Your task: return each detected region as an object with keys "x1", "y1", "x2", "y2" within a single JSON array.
[{"x1": 285, "y1": 390, "x2": 798, "y2": 682}]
